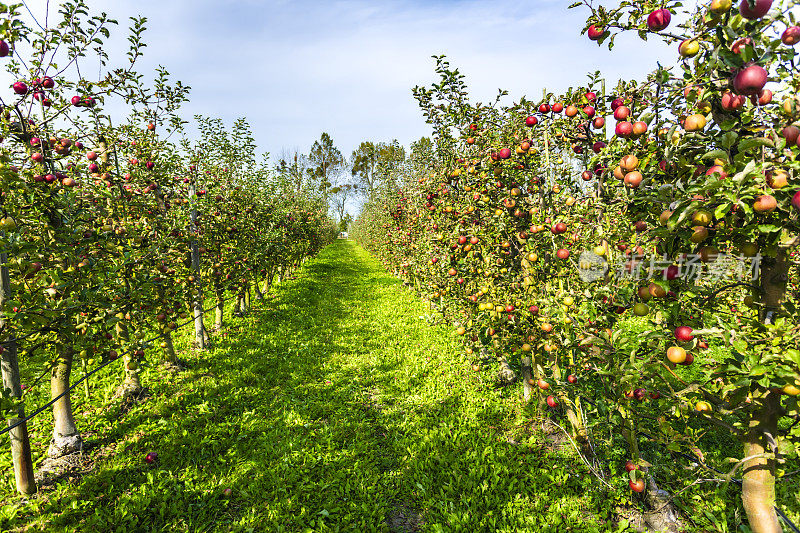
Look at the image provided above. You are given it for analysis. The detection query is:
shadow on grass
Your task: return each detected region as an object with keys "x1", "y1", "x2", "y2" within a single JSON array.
[{"x1": 1, "y1": 241, "x2": 611, "y2": 532}]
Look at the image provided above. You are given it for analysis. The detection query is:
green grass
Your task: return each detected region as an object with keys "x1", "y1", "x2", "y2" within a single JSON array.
[{"x1": 0, "y1": 240, "x2": 614, "y2": 532}]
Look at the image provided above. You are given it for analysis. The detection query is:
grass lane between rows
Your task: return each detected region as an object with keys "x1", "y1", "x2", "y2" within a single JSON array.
[{"x1": 1, "y1": 239, "x2": 608, "y2": 532}]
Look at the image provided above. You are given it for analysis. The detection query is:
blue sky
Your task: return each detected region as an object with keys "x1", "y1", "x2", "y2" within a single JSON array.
[{"x1": 23, "y1": 0, "x2": 678, "y2": 162}]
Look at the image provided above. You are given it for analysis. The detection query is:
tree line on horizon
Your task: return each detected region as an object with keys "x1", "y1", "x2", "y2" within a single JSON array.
[{"x1": 275, "y1": 134, "x2": 434, "y2": 228}]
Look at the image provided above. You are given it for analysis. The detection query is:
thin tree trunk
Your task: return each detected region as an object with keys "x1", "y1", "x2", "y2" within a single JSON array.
[
  {"x1": 115, "y1": 321, "x2": 142, "y2": 398},
  {"x1": 214, "y1": 281, "x2": 225, "y2": 331},
  {"x1": 48, "y1": 343, "x2": 83, "y2": 458},
  {"x1": 521, "y1": 355, "x2": 533, "y2": 402},
  {"x1": 742, "y1": 391, "x2": 782, "y2": 533},
  {"x1": 0, "y1": 250, "x2": 36, "y2": 493},
  {"x1": 234, "y1": 293, "x2": 244, "y2": 317},
  {"x1": 81, "y1": 358, "x2": 90, "y2": 400},
  {"x1": 1, "y1": 339, "x2": 36, "y2": 493},
  {"x1": 262, "y1": 270, "x2": 275, "y2": 295},
  {"x1": 740, "y1": 251, "x2": 789, "y2": 533},
  {"x1": 189, "y1": 182, "x2": 206, "y2": 350},
  {"x1": 161, "y1": 330, "x2": 180, "y2": 366}
]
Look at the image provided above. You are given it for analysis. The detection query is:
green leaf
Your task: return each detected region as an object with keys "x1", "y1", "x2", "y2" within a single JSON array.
[{"x1": 737, "y1": 137, "x2": 774, "y2": 153}]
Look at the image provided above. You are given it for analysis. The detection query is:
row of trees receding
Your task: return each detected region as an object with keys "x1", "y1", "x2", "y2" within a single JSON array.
[
  {"x1": 354, "y1": 1, "x2": 800, "y2": 531},
  {"x1": 0, "y1": 1, "x2": 336, "y2": 495}
]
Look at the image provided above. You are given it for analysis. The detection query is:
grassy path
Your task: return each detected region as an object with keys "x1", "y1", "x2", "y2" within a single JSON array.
[{"x1": 1, "y1": 240, "x2": 610, "y2": 532}]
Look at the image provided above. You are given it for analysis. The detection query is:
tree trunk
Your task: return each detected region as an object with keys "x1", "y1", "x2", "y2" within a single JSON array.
[
  {"x1": 1, "y1": 339, "x2": 36, "y2": 494},
  {"x1": 115, "y1": 322, "x2": 142, "y2": 399},
  {"x1": 214, "y1": 281, "x2": 225, "y2": 331},
  {"x1": 254, "y1": 279, "x2": 264, "y2": 301},
  {"x1": 737, "y1": 251, "x2": 789, "y2": 533},
  {"x1": 189, "y1": 183, "x2": 206, "y2": 350},
  {"x1": 48, "y1": 343, "x2": 83, "y2": 458},
  {"x1": 521, "y1": 355, "x2": 533, "y2": 402},
  {"x1": 161, "y1": 330, "x2": 180, "y2": 367},
  {"x1": 0, "y1": 251, "x2": 36, "y2": 494},
  {"x1": 201, "y1": 319, "x2": 211, "y2": 346},
  {"x1": 496, "y1": 353, "x2": 516, "y2": 385},
  {"x1": 741, "y1": 390, "x2": 782, "y2": 533},
  {"x1": 119, "y1": 350, "x2": 143, "y2": 396},
  {"x1": 233, "y1": 294, "x2": 244, "y2": 317},
  {"x1": 262, "y1": 270, "x2": 275, "y2": 295}
]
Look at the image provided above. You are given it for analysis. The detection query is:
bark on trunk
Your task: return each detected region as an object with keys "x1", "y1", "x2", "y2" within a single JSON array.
[
  {"x1": 741, "y1": 391, "x2": 782, "y2": 533},
  {"x1": 212, "y1": 279, "x2": 224, "y2": 330},
  {"x1": 1, "y1": 339, "x2": 36, "y2": 494},
  {"x1": 739, "y1": 251, "x2": 788, "y2": 533},
  {"x1": 161, "y1": 330, "x2": 180, "y2": 367},
  {"x1": 118, "y1": 349, "x2": 143, "y2": 397},
  {"x1": 0, "y1": 251, "x2": 36, "y2": 494},
  {"x1": 261, "y1": 272, "x2": 272, "y2": 296},
  {"x1": 189, "y1": 183, "x2": 206, "y2": 350},
  {"x1": 521, "y1": 355, "x2": 533, "y2": 402},
  {"x1": 234, "y1": 294, "x2": 245, "y2": 317},
  {"x1": 496, "y1": 353, "x2": 517, "y2": 385},
  {"x1": 48, "y1": 343, "x2": 83, "y2": 458}
]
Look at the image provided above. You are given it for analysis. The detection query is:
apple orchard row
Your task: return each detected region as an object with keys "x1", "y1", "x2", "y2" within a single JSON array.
[
  {"x1": 0, "y1": 4, "x2": 334, "y2": 497},
  {"x1": 355, "y1": 1, "x2": 799, "y2": 531}
]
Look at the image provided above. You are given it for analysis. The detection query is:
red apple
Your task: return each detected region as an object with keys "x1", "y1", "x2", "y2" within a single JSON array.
[
  {"x1": 752, "y1": 88, "x2": 772, "y2": 106},
  {"x1": 587, "y1": 25, "x2": 605, "y2": 40},
  {"x1": 525, "y1": 116, "x2": 538, "y2": 127},
  {"x1": 792, "y1": 190, "x2": 800, "y2": 211},
  {"x1": 630, "y1": 479, "x2": 646, "y2": 493},
  {"x1": 647, "y1": 8, "x2": 672, "y2": 31},
  {"x1": 546, "y1": 395, "x2": 558, "y2": 408},
  {"x1": 731, "y1": 37, "x2": 753, "y2": 54},
  {"x1": 145, "y1": 452, "x2": 158, "y2": 464},
  {"x1": 675, "y1": 326, "x2": 694, "y2": 342},
  {"x1": 733, "y1": 64, "x2": 768, "y2": 95},
  {"x1": 0, "y1": 40, "x2": 9, "y2": 57},
  {"x1": 614, "y1": 106, "x2": 631, "y2": 121},
  {"x1": 739, "y1": 0, "x2": 772, "y2": 19},
  {"x1": 616, "y1": 121, "x2": 634, "y2": 137},
  {"x1": 721, "y1": 91, "x2": 746, "y2": 111},
  {"x1": 753, "y1": 194, "x2": 777, "y2": 213},
  {"x1": 782, "y1": 125, "x2": 800, "y2": 146},
  {"x1": 783, "y1": 26, "x2": 800, "y2": 45}
]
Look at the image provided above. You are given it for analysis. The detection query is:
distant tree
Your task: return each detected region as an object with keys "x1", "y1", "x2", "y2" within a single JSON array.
[
  {"x1": 276, "y1": 148, "x2": 311, "y2": 194},
  {"x1": 339, "y1": 213, "x2": 353, "y2": 233},
  {"x1": 350, "y1": 140, "x2": 406, "y2": 197},
  {"x1": 330, "y1": 163, "x2": 357, "y2": 224},
  {"x1": 308, "y1": 132, "x2": 344, "y2": 199}
]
